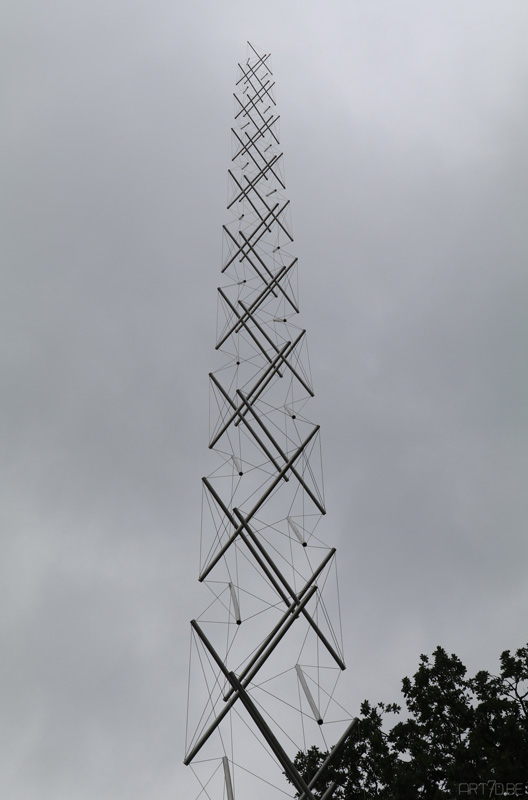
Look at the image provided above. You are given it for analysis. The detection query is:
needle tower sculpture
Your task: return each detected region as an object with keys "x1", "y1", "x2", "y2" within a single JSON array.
[{"x1": 185, "y1": 42, "x2": 357, "y2": 800}]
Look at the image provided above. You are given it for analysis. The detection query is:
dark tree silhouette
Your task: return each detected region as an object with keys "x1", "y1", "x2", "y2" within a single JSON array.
[{"x1": 291, "y1": 644, "x2": 528, "y2": 799}]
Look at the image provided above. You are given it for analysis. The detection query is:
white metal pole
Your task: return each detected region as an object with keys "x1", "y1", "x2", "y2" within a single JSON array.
[
  {"x1": 222, "y1": 756, "x2": 235, "y2": 800},
  {"x1": 295, "y1": 664, "x2": 323, "y2": 724}
]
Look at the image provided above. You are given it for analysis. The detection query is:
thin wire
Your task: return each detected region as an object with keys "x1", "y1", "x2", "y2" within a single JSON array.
[
  {"x1": 190, "y1": 761, "x2": 222, "y2": 800},
  {"x1": 229, "y1": 758, "x2": 294, "y2": 796},
  {"x1": 185, "y1": 630, "x2": 194, "y2": 753}
]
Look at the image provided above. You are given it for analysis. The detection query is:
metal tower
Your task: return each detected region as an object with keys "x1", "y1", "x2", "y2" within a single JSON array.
[{"x1": 185, "y1": 42, "x2": 357, "y2": 800}]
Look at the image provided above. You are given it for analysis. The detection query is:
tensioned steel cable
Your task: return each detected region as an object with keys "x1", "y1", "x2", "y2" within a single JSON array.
[{"x1": 185, "y1": 41, "x2": 357, "y2": 800}]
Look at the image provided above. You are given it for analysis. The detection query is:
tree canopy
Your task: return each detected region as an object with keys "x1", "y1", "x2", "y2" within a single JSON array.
[{"x1": 292, "y1": 644, "x2": 528, "y2": 799}]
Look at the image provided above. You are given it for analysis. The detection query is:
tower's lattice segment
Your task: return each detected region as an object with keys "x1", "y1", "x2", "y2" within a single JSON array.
[{"x1": 185, "y1": 42, "x2": 357, "y2": 800}]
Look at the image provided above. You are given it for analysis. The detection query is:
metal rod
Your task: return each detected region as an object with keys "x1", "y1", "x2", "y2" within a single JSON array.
[
  {"x1": 287, "y1": 516, "x2": 306, "y2": 546},
  {"x1": 226, "y1": 154, "x2": 282, "y2": 208},
  {"x1": 201, "y1": 427, "x2": 321, "y2": 583},
  {"x1": 234, "y1": 83, "x2": 275, "y2": 122},
  {"x1": 216, "y1": 287, "x2": 275, "y2": 365},
  {"x1": 200, "y1": 478, "x2": 291, "y2": 605},
  {"x1": 236, "y1": 236, "x2": 298, "y2": 314},
  {"x1": 209, "y1": 341, "x2": 292, "y2": 442},
  {"x1": 234, "y1": 331, "x2": 306, "y2": 426},
  {"x1": 234, "y1": 94, "x2": 280, "y2": 146},
  {"x1": 232, "y1": 125, "x2": 271, "y2": 179},
  {"x1": 298, "y1": 548, "x2": 336, "y2": 598},
  {"x1": 228, "y1": 153, "x2": 283, "y2": 209},
  {"x1": 232, "y1": 116, "x2": 278, "y2": 163},
  {"x1": 234, "y1": 77, "x2": 273, "y2": 114},
  {"x1": 228, "y1": 672, "x2": 317, "y2": 800},
  {"x1": 184, "y1": 587, "x2": 317, "y2": 764},
  {"x1": 208, "y1": 372, "x2": 286, "y2": 477},
  {"x1": 223, "y1": 583, "x2": 318, "y2": 702},
  {"x1": 235, "y1": 51, "x2": 272, "y2": 86},
  {"x1": 296, "y1": 664, "x2": 323, "y2": 724},
  {"x1": 245, "y1": 175, "x2": 294, "y2": 242},
  {"x1": 241, "y1": 424, "x2": 320, "y2": 524},
  {"x1": 238, "y1": 302, "x2": 314, "y2": 396},
  {"x1": 230, "y1": 253, "x2": 289, "y2": 317},
  {"x1": 222, "y1": 757, "x2": 235, "y2": 800},
  {"x1": 235, "y1": 585, "x2": 317, "y2": 690},
  {"x1": 201, "y1": 431, "x2": 342, "y2": 671},
  {"x1": 227, "y1": 166, "x2": 274, "y2": 224},
  {"x1": 228, "y1": 583, "x2": 241, "y2": 624},
  {"x1": 221, "y1": 203, "x2": 280, "y2": 270},
  {"x1": 233, "y1": 508, "x2": 345, "y2": 671},
  {"x1": 216, "y1": 260, "x2": 292, "y2": 350},
  {"x1": 235, "y1": 77, "x2": 276, "y2": 119},
  {"x1": 236, "y1": 389, "x2": 325, "y2": 514},
  {"x1": 235, "y1": 242, "x2": 297, "y2": 316},
  {"x1": 297, "y1": 717, "x2": 360, "y2": 800},
  {"x1": 320, "y1": 783, "x2": 339, "y2": 800}
]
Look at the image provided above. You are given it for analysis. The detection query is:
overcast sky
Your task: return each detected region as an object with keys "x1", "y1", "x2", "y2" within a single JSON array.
[{"x1": 2, "y1": 2, "x2": 528, "y2": 798}]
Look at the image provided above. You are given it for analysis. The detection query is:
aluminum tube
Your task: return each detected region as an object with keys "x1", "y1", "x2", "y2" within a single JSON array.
[
  {"x1": 208, "y1": 374, "x2": 285, "y2": 477},
  {"x1": 241, "y1": 424, "x2": 320, "y2": 524},
  {"x1": 228, "y1": 583, "x2": 241, "y2": 625},
  {"x1": 234, "y1": 98, "x2": 280, "y2": 148},
  {"x1": 236, "y1": 389, "x2": 326, "y2": 514},
  {"x1": 235, "y1": 52, "x2": 272, "y2": 86},
  {"x1": 239, "y1": 84, "x2": 277, "y2": 126},
  {"x1": 297, "y1": 717, "x2": 360, "y2": 799},
  {"x1": 221, "y1": 203, "x2": 280, "y2": 271},
  {"x1": 228, "y1": 673, "x2": 317, "y2": 800},
  {"x1": 227, "y1": 154, "x2": 283, "y2": 209},
  {"x1": 233, "y1": 508, "x2": 346, "y2": 671},
  {"x1": 236, "y1": 256, "x2": 297, "y2": 321},
  {"x1": 238, "y1": 302, "x2": 314, "y2": 396},
  {"x1": 199, "y1": 427, "x2": 320, "y2": 581},
  {"x1": 216, "y1": 261, "x2": 291, "y2": 349},
  {"x1": 320, "y1": 783, "x2": 339, "y2": 800},
  {"x1": 216, "y1": 288, "x2": 275, "y2": 365},
  {"x1": 222, "y1": 757, "x2": 235, "y2": 800},
  {"x1": 234, "y1": 79, "x2": 274, "y2": 117},
  {"x1": 223, "y1": 584, "x2": 317, "y2": 702},
  {"x1": 200, "y1": 480, "x2": 290, "y2": 607},
  {"x1": 296, "y1": 665, "x2": 322, "y2": 724},
  {"x1": 210, "y1": 341, "x2": 292, "y2": 440},
  {"x1": 227, "y1": 167, "x2": 274, "y2": 225},
  {"x1": 184, "y1": 587, "x2": 316, "y2": 764},
  {"x1": 234, "y1": 331, "x2": 306, "y2": 426},
  {"x1": 246, "y1": 177, "x2": 294, "y2": 241},
  {"x1": 237, "y1": 228, "x2": 298, "y2": 312},
  {"x1": 231, "y1": 260, "x2": 290, "y2": 329}
]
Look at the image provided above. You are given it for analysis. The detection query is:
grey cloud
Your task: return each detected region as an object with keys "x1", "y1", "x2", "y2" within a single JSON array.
[{"x1": 2, "y1": 1, "x2": 527, "y2": 798}]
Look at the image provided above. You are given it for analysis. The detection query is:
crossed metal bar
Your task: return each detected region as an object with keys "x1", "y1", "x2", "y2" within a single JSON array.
[
  {"x1": 186, "y1": 543, "x2": 350, "y2": 762},
  {"x1": 222, "y1": 224, "x2": 296, "y2": 314},
  {"x1": 184, "y1": 584, "x2": 317, "y2": 765},
  {"x1": 215, "y1": 260, "x2": 298, "y2": 348},
  {"x1": 199, "y1": 478, "x2": 341, "y2": 671},
  {"x1": 234, "y1": 80, "x2": 277, "y2": 121},
  {"x1": 216, "y1": 289, "x2": 313, "y2": 397},
  {"x1": 242, "y1": 174, "x2": 293, "y2": 241},
  {"x1": 208, "y1": 331, "x2": 308, "y2": 444},
  {"x1": 186, "y1": 609, "x2": 356, "y2": 799},
  {"x1": 199, "y1": 423, "x2": 322, "y2": 580},
  {"x1": 208, "y1": 374, "x2": 325, "y2": 512},
  {"x1": 227, "y1": 153, "x2": 284, "y2": 207},
  {"x1": 187, "y1": 43, "x2": 355, "y2": 799},
  {"x1": 236, "y1": 56, "x2": 272, "y2": 88},
  {"x1": 235, "y1": 72, "x2": 278, "y2": 125},
  {"x1": 221, "y1": 202, "x2": 281, "y2": 270}
]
